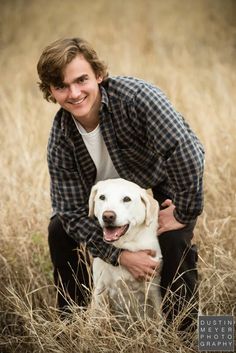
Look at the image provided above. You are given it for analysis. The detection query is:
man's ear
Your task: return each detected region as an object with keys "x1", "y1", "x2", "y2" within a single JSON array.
[
  {"x1": 141, "y1": 190, "x2": 159, "y2": 226},
  {"x1": 97, "y1": 76, "x2": 103, "y2": 84},
  {"x1": 88, "y1": 184, "x2": 98, "y2": 217}
]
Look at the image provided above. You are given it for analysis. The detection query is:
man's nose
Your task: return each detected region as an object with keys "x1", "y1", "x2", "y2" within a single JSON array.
[{"x1": 69, "y1": 84, "x2": 81, "y2": 99}]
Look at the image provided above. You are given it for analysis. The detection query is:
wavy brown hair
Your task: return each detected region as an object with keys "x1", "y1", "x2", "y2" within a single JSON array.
[{"x1": 37, "y1": 38, "x2": 109, "y2": 103}]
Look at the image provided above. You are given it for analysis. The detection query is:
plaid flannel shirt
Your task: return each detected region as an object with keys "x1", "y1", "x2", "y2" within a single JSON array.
[{"x1": 47, "y1": 76, "x2": 205, "y2": 266}]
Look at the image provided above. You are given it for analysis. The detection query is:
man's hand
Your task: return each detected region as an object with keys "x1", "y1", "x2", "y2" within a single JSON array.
[
  {"x1": 157, "y1": 199, "x2": 185, "y2": 235},
  {"x1": 119, "y1": 250, "x2": 160, "y2": 281}
]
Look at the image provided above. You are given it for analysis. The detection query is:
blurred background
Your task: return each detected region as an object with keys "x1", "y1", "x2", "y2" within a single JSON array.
[{"x1": 0, "y1": 0, "x2": 235, "y2": 352}]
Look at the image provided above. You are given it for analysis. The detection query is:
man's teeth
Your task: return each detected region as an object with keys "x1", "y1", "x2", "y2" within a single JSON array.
[{"x1": 71, "y1": 97, "x2": 86, "y2": 104}]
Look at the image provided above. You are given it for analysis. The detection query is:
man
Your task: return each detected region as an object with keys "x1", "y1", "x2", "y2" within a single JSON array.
[{"x1": 37, "y1": 38, "x2": 204, "y2": 330}]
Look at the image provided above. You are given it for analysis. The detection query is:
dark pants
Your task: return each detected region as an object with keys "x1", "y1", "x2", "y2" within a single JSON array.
[
  {"x1": 158, "y1": 225, "x2": 198, "y2": 330},
  {"x1": 48, "y1": 198, "x2": 198, "y2": 329},
  {"x1": 153, "y1": 190, "x2": 199, "y2": 331},
  {"x1": 48, "y1": 215, "x2": 92, "y2": 310}
]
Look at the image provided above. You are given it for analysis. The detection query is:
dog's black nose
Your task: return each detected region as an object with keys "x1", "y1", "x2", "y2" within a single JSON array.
[{"x1": 102, "y1": 211, "x2": 116, "y2": 224}]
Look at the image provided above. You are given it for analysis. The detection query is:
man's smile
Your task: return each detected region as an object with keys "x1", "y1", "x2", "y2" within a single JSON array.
[{"x1": 68, "y1": 96, "x2": 87, "y2": 105}]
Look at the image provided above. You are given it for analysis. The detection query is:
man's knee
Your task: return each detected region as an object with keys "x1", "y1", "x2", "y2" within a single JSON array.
[
  {"x1": 48, "y1": 215, "x2": 78, "y2": 266},
  {"x1": 159, "y1": 226, "x2": 198, "y2": 289},
  {"x1": 48, "y1": 215, "x2": 68, "y2": 242},
  {"x1": 159, "y1": 221, "x2": 196, "y2": 254}
]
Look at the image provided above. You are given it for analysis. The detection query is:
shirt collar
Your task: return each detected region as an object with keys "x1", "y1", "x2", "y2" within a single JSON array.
[
  {"x1": 60, "y1": 108, "x2": 71, "y2": 137},
  {"x1": 99, "y1": 84, "x2": 111, "y2": 113}
]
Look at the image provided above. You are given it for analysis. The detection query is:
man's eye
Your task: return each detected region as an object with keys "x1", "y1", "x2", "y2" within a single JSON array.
[
  {"x1": 78, "y1": 76, "x2": 88, "y2": 84},
  {"x1": 99, "y1": 195, "x2": 106, "y2": 201},
  {"x1": 123, "y1": 196, "x2": 131, "y2": 202},
  {"x1": 55, "y1": 85, "x2": 66, "y2": 90}
]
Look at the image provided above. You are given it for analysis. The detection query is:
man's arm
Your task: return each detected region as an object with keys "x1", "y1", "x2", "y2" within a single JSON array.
[
  {"x1": 47, "y1": 117, "x2": 121, "y2": 266},
  {"x1": 134, "y1": 83, "x2": 205, "y2": 225}
]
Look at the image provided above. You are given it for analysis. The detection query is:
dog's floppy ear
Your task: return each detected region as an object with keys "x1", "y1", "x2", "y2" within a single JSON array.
[
  {"x1": 141, "y1": 190, "x2": 159, "y2": 226},
  {"x1": 146, "y1": 188, "x2": 154, "y2": 197},
  {"x1": 88, "y1": 184, "x2": 98, "y2": 217}
]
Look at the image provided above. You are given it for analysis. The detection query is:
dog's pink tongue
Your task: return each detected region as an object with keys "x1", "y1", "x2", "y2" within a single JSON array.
[{"x1": 103, "y1": 226, "x2": 126, "y2": 242}]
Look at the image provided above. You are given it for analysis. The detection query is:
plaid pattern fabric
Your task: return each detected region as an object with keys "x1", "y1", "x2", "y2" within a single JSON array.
[{"x1": 47, "y1": 76, "x2": 205, "y2": 265}]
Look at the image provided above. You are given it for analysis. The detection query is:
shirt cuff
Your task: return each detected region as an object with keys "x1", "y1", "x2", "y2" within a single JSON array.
[
  {"x1": 105, "y1": 247, "x2": 122, "y2": 266},
  {"x1": 173, "y1": 208, "x2": 198, "y2": 224}
]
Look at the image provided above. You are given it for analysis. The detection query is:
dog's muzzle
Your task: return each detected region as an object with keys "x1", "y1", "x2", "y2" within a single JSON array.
[{"x1": 102, "y1": 211, "x2": 129, "y2": 242}]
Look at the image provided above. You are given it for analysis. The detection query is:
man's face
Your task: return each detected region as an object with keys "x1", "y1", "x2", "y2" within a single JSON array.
[{"x1": 50, "y1": 54, "x2": 102, "y2": 131}]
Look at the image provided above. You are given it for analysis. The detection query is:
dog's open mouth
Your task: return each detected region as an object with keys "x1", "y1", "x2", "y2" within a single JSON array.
[{"x1": 103, "y1": 224, "x2": 129, "y2": 242}]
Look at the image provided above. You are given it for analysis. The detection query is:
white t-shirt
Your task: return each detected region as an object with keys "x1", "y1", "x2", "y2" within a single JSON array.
[{"x1": 72, "y1": 117, "x2": 120, "y2": 182}]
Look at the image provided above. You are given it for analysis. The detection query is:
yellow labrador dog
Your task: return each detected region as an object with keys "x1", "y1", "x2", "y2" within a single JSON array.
[{"x1": 89, "y1": 178, "x2": 162, "y2": 317}]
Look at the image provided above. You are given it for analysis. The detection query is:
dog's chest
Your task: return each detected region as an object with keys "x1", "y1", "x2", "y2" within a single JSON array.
[
  {"x1": 93, "y1": 258, "x2": 135, "y2": 287},
  {"x1": 93, "y1": 258, "x2": 159, "y2": 315},
  {"x1": 93, "y1": 258, "x2": 148, "y2": 302}
]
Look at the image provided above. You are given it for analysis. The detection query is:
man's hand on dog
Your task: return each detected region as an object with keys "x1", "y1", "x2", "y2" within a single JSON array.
[
  {"x1": 157, "y1": 199, "x2": 185, "y2": 235},
  {"x1": 119, "y1": 249, "x2": 161, "y2": 281},
  {"x1": 119, "y1": 199, "x2": 185, "y2": 281}
]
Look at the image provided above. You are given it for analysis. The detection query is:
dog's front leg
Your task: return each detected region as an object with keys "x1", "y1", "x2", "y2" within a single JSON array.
[
  {"x1": 91, "y1": 258, "x2": 110, "y2": 314},
  {"x1": 147, "y1": 284, "x2": 162, "y2": 319},
  {"x1": 91, "y1": 285, "x2": 109, "y2": 312}
]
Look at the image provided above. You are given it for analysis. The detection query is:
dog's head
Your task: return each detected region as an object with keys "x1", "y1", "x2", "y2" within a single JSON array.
[{"x1": 88, "y1": 178, "x2": 159, "y2": 244}]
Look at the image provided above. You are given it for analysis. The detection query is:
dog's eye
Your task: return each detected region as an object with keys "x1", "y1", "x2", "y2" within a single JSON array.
[
  {"x1": 99, "y1": 194, "x2": 106, "y2": 201},
  {"x1": 123, "y1": 196, "x2": 131, "y2": 202}
]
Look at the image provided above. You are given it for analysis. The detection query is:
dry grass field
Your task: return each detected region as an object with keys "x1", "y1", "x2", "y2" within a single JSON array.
[{"x1": 0, "y1": 0, "x2": 236, "y2": 352}]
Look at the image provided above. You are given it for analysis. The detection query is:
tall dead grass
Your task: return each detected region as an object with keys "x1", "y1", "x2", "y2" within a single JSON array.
[{"x1": 0, "y1": 0, "x2": 235, "y2": 352}]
